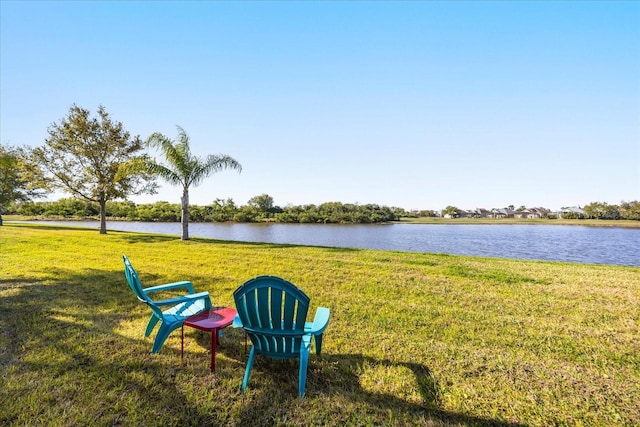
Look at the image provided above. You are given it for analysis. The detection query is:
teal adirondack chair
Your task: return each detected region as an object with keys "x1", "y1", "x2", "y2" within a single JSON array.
[
  {"x1": 123, "y1": 255, "x2": 212, "y2": 353},
  {"x1": 233, "y1": 276, "x2": 330, "y2": 398}
]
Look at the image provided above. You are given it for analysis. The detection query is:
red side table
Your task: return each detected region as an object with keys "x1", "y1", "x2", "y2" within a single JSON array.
[{"x1": 182, "y1": 306, "x2": 237, "y2": 372}]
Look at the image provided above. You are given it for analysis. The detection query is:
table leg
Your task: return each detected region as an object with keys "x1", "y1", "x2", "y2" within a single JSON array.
[
  {"x1": 210, "y1": 328, "x2": 218, "y2": 372},
  {"x1": 181, "y1": 325, "x2": 184, "y2": 362}
]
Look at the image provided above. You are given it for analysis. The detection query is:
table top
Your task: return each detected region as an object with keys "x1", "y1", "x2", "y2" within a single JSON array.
[{"x1": 184, "y1": 307, "x2": 237, "y2": 330}]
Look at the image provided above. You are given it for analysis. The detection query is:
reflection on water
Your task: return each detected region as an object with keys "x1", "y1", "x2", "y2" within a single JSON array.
[{"x1": 12, "y1": 220, "x2": 640, "y2": 266}]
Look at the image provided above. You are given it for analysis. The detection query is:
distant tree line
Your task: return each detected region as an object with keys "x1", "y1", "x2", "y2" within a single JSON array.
[
  {"x1": 6, "y1": 194, "x2": 406, "y2": 224},
  {"x1": 7, "y1": 197, "x2": 639, "y2": 223},
  {"x1": 431, "y1": 202, "x2": 640, "y2": 221},
  {"x1": 582, "y1": 201, "x2": 640, "y2": 220}
]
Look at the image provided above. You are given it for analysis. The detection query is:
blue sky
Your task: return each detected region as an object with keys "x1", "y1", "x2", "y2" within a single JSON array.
[{"x1": 1, "y1": 1, "x2": 639, "y2": 211}]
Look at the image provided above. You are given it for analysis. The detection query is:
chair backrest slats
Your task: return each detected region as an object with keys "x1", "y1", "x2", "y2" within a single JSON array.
[
  {"x1": 283, "y1": 292, "x2": 296, "y2": 330},
  {"x1": 123, "y1": 257, "x2": 149, "y2": 303},
  {"x1": 257, "y1": 287, "x2": 271, "y2": 328},
  {"x1": 270, "y1": 287, "x2": 283, "y2": 329},
  {"x1": 123, "y1": 255, "x2": 164, "y2": 319},
  {"x1": 245, "y1": 288, "x2": 260, "y2": 327},
  {"x1": 235, "y1": 292, "x2": 249, "y2": 328},
  {"x1": 234, "y1": 276, "x2": 311, "y2": 357}
]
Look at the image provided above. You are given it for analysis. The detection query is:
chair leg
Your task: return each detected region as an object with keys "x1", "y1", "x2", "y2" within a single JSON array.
[
  {"x1": 145, "y1": 315, "x2": 160, "y2": 337},
  {"x1": 299, "y1": 336, "x2": 311, "y2": 398},
  {"x1": 314, "y1": 333, "x2": 323, "y2": 355},
  {"x1": 242, "y1": 347, "x2": 256, "y2": 393},
  {"x1": 152, "y1": 323, "x2": 174, "y2": 354}
]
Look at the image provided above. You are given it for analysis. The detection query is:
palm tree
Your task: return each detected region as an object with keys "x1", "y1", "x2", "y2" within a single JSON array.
[{"x1": 146, "y1": 126, "x2": 242, "y2": 240}]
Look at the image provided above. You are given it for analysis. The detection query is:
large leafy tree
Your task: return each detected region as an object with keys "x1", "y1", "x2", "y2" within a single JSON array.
[
  {"x1": 31, "y1": 105, "x2": 157, "y2": 234},
  {"x1": 619, "y1": 200, "x2": 640, "y2": 220},
  {"x1": 442, "y1": 206, "x2": 459, "y2": 218},
  {"x1": 145, "y1": 126, "x2": 242, "y2": 240},
  {"x1": 247, "y1": 193, "x2": 274, "y2": 213},
  {"x1": 247, "y1": 193, "x2": 277, "y2": 220},
  {"x1": 583, "y1": 201, "x2": 620, "y2": 219},
  {"x1": 0, "y1": 144, "x2": 46, "y2": 225}
]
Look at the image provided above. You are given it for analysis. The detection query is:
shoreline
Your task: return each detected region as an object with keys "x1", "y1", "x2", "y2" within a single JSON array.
[
  {"x1": 4, "y1": 214, "x2": 640, "y2": 229},
  {"x1": 396, "y1": 217, "x2": 640, "y2": 228},
  {"x1": 6, "y1": 220, "x2": 639, "y2": 267}
]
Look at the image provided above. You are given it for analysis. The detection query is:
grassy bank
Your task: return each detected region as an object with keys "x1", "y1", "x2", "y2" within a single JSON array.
[{"x1": 1, "y1": 223, "x2": 638, "y2": 426}]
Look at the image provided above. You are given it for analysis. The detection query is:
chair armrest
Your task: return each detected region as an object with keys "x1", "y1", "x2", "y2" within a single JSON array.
[
  {"x1": 305, "y1": 307, "x2": 330, "y2": 335},
  {"x1": 153, "y1": 291, "x2": 210, "y2": 307},
  {"x1": 143, "y1": 280, "x2": 195, "y2": 295}
]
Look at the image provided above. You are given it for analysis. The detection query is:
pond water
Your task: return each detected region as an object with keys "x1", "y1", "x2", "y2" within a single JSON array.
[{"x1": 12, "y1": 220, "x2": 640, "y2": 267}]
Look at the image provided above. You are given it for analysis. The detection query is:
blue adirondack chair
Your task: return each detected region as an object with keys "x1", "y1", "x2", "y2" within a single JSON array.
[
  {"x1": 233, "y1": 276, "x2": 330, "y2": 398},
  {"x1": 123, "y1": 255, "x2": 212, "y2": 354}
]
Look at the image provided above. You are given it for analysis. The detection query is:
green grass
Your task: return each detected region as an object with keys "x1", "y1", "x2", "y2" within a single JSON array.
[{"x1": 1, "y1": 223, "x2": 639, "y2": 426}]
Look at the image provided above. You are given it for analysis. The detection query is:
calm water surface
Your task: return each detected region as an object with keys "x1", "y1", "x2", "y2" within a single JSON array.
[{"x1": 13, "y1": 220, "x2": 639, "y2": 266}]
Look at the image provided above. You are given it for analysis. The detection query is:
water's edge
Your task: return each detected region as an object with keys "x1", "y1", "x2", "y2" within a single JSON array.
[{"x1": 8, "y1": 220, "x2": 640, "y2": 267}]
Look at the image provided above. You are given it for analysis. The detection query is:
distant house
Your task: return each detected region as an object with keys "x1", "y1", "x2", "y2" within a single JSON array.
[
  {"x1": 528, "y1": 207, "x2": 547, "y2": 219},
  {"x1": 439, "y1": 206, "x2": 552, "y2": 219},
  {"x1": 474, "y1": 208, "x2": 493, "y2": 218},
  {"x1": 491, "y1": 208, "x2": 515, "y2": 219},
  {"x1": 558, "y1": 207, "x2": 585, "y2": 219},
  {"x1": 458, "y1": 210, "x2": 476, "y2": 218}
]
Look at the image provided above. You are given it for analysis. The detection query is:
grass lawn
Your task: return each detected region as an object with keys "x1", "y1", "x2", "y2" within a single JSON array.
[{"x1": 1, "y1": 223, "x2": 638, "y2": 426}]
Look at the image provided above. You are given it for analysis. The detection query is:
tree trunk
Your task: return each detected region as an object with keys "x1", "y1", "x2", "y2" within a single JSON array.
[
  {"x1": 99, "y1": 200, "x2": 107, "y2": 234},
  {"x1": 181, "y1": 187, "x2": 189, "y2": 240}
]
